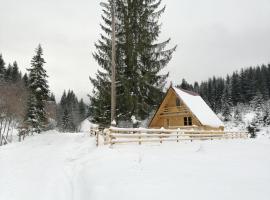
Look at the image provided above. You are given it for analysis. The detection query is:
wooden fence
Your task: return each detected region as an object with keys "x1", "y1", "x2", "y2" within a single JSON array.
[{"x1": 96, "y1": 127, "x2": 248, "y2": 146}]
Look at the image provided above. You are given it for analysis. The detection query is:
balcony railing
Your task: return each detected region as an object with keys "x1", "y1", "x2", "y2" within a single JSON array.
[{"x1": 162, "y1": 106, "x2": 189, "y2": 114}]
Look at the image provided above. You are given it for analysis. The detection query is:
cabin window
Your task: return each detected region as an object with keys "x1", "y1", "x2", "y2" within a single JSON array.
[
  {"x1": 176, "y1": 98, "x2": 181, "y2": 107},
  {"x1": 184, "y1": 117, "x2": 192, "y2": 126},
  {"x1": 167, "y1": 119, "x2": 170, "y2": 127}
]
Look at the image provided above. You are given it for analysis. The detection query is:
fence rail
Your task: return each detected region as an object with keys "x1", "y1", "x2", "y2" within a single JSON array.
[{"x1": 98, "y1": 127, "x2": 248, "y2": 146}]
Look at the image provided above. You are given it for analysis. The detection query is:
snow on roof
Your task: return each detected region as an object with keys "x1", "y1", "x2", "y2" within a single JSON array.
[{"x1": 173, "y1": 87, "x2": 224, "y2": 128}]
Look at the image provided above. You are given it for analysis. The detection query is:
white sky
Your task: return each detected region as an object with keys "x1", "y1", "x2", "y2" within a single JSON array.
[{"x1": 1, "y1": 0, "x2": 270, "y2": 101}]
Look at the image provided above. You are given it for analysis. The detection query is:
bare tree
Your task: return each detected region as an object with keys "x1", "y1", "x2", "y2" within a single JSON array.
[{"x1": 0, "y1": 82, "x2": 28, "y2": 145}]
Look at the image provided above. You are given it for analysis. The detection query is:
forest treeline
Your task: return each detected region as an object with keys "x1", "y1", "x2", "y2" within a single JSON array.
[
  {"x1": 0, "y1": 50, "x2": 87, "y2": 145},
  {"x1": 176, "y1": 64, "x2": 270, "y2": 125},
  {"x1": 0, "y1": 55, "x2": 29, "y2": 145},
  {"x1": 56, "y1": 90, "x2": 87, "y2": 132},
  {"x1": 178, "y1": 64, "x2": 270, "y2": 109}
]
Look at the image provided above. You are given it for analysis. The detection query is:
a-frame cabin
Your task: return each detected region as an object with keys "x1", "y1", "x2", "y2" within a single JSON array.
[{"x1": 148, "y1": 86, "x2": 224, "y2": 131}]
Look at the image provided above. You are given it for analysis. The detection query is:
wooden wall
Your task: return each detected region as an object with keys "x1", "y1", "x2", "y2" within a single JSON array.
[{"x1": 149, "y1": 88, "x2": 224, "y2": 131}]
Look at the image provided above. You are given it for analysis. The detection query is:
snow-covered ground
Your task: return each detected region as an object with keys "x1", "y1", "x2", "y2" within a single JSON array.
[
  {"x1": 79, "y1": 118, "x2": 98, "y2": 133},
  {"x1": 1, "y1": 131, "x2": 270, "y2": 200}
]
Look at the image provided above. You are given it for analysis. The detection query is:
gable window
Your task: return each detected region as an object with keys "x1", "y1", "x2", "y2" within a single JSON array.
[
  {"x1": 184, "y1": 117, "x2": 192, "y2": 126},
  {"x1": 176, "y1": 98, "x2": 181, "y2": 107}
]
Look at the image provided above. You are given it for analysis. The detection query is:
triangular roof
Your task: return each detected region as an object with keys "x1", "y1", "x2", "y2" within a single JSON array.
[{"x1": 172, "y1": 87, "x2": 224, "y2": 128}]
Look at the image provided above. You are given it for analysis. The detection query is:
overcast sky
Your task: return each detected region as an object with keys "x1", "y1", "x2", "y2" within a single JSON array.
[{"x1": 1, "y1": 0, "x2": 270, "y2": 101}]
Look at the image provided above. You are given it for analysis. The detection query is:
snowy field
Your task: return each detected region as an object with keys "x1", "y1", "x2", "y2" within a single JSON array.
[{"x1": 1, "y1": 131, "x2": 270, "y2": 200}]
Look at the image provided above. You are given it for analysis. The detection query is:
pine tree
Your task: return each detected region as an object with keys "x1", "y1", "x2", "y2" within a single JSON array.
[
  {"x1": 250, "y1": 90, "x2": 264, "y2": 111},
  {"x1": 22, "y1": 73, "x2": 29, "y2": 86},
  {"x1": 231, "y1": 72, "x2": 241, "y2": 105},
  {"x1": 78, "y1": 99, "x2": 87, "y2": 121},
  {"x1": 26, "y1": 44, "x2": 50, "y2": 133},
  {"x1": 240, "y1": 68, "x2": 254, "y2": 103},
  {"x1": 0, "y1": 54, "x2": 5, "y2": 82},
  {"x1": 260, "y1": 64, "x2": 269, "y2": 100},
  {"x1": 221, "y1": 84, "x2": 232, "y2": 121},
  {"x1": 4, "y1": 64, "x2": 13, "y2": 82},
  {"x1": 25, "y1": 94, "x2": 39, "y2": 133},
  {"x1": 180, "y1": 79, "x2": 193, "y2": 90},
  {"x1": 215, "y1": 77, "x2": 225, "y2": 113},
  {"x1": 61, "y1": 109, "x2": 72, "y2": 132},
  {"x1": 11, "y1": 61, "x2": 20, "y2": 82},
  {"x1": 193, "y1": 82, "x2": 199, "y2": 93},
  {"x1": 267, "y1": 64, "x2": 270, "y2": 96},
  {"x1": 250, "y1": 90, "x2": 264, "y2": 126},
  {"x1": 90, "y1": 0, "x2": 176, "y2": 126},
  {"x1": 263, "y1": 109, "x2": 270, "y2": 126},
  {"x1": 49, "y1": 93, "x2": 56, "y2": 102}
]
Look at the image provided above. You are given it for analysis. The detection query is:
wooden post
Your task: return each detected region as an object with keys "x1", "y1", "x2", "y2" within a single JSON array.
[
  {"x1": 139, "y1": 130, "x2": 142, "y2": 145},
  {"x1": 108, "y1": 129, "x2": 113, "y2": 146},
  {"x1": 110, "y1": 0, "x2": 116, "y2": 124},
  {"x1": 176, "y1": 129, "x2": 180, "y2": 143},
  {"x1": 96, "y1": 131, "x2": 99, "y2": 147},
  {"x1": 160, "y1": 130, "x2": 163, "y2": 144}
]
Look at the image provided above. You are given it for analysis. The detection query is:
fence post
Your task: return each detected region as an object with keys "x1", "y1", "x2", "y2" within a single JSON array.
[
  {"x1": 160, "y1": 127, "x2": 164, "y2": 144},
  {"x1": 96, "y1": 130, "x2": 99, "y2": 147},
  {"x1": 139, "y1": 130, "x2": 142, "y2": 145},
  {"x1": 177, "y1": 128, "x2": 180, "y2": 143},
  {"x1": 108, "y1": 129, "x2": 112, "y2": 146}
]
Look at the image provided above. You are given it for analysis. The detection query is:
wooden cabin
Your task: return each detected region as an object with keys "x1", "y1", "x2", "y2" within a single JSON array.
[{"x1": 148, "y1": 86, "x2": 224, "y2": 131}]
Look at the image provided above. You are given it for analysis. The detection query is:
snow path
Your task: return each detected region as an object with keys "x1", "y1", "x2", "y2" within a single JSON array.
[
  {"x1": 1, "y1": 131, "x2": 270, "y2": 200},
  {"x1": 0, "y1": 131, "x2": 96, "y2": 200}
]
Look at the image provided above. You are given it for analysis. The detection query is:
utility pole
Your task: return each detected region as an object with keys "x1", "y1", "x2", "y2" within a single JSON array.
[{"x1": 111, "y1": 0, "x2": 116, "y2": 126}]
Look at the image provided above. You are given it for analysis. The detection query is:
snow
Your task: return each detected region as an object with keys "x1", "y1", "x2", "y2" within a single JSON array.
[
  {"x1": 173, "y1": 87, "x2": 224, "y2": 128},
  {"x1": 131, "y1": 115, "x2": 140, "y2": 124},
  {"x1": 243, "y1": 112, "x2": 256, "y2": 124},
  {"x1": 111, "y1": 120, "x2": 116, "y2": 126},
  {"x1": 79, "y1": 119, "x2": 98, "y2": 133},
  {"x1": 1, "y1": 131, "x2": 270, "y2": 200},
  {"x1": 35, "y1": 87, "x2": 41, "y2": 92}
]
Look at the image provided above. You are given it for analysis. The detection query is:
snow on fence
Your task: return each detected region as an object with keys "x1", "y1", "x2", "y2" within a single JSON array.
[{"x1": 94, "y1": 127, "x2": 248, "y2": 146}]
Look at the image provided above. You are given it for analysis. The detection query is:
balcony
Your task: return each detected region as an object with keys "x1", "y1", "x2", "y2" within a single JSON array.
[{"x1": 161, "y1": 106, "x2": 189, "y2": 116}]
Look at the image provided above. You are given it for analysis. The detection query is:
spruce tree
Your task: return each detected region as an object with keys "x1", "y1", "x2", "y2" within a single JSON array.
[
  {"x1": 25, "y1": 94, "x2": 39, "y2": 133},
  {"x1": 193, "y1": 82, "x2": 199, "y2": 93},
  {"x1": 0, "y1": 54, "x2": 5, "y2": 81},
  {"x1": 250, "y1": 90, "x2": 264, "y2": 126},
  {"x1": 78, "y1": 99, "x2": 87, "y2": 121},
  {"x1": 4, "y1": 64, "x2": 13, "y2": 82},
  {"x1": 90, "y1": 0, "x2": 176, "y2": 126},
  {"x1": 11, "y1": 61, "x2": 20, "y2": 82},
  {"x1": 22, "y1": 73, "x2": 29, "y2": 86},
  {"x1": 260, "y1": 65, "x2": 269, "y2": 100},
  {"x1": 61, "y1": 109, "x2": 72, "y2": 132},
  {"x1": 221, "y1": 84, "x2": 232, "y2": 121},
  {"x1": 179, "y1": 79, "x2": 193, "y2": 90},
  {"x1": 231, "y1": 72, "x2": 241, "y2": 105},
  {"x1": 263, "y1": 109, "x2": 270, "y2": 126},
  {"x1": 26, "y1": 44, "x2": 49, "y2": 133},
  {"x1": 49, "y1": 93, "x2": 56, "y2": 102},
  {"x1": 233, "y1": 104, "x2": 242, "y2": 123}
]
